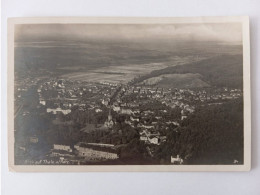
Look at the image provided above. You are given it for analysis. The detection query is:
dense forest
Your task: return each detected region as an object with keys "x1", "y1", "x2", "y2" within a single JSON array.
[
  {"x1": 134, "y1": 54, "x2": 243, "y2": 88},
  {"x1": 155, "y1": 98, "x2": 244, "y2": 164}
]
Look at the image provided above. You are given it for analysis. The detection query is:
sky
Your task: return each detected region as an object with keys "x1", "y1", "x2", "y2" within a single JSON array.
[{"x1": 15, "y1": 23, "x2": 242, "y2": 43}]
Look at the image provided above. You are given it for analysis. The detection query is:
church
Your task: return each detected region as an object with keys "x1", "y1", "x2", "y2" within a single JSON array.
[{"x1": 104, "y1": 109, "x2": 114, "y2": 128}]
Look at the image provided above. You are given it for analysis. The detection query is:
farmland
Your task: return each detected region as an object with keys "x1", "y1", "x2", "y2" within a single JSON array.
[{"x1": 140, "y1": 73, "x2": 210, "y2": 88}]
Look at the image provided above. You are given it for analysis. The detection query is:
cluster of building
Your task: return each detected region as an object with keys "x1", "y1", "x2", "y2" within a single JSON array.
[
  {"x1": 15, "y1": 75, "x2": 243, "y2": 165},
  {"x1": 98, "y1": 84, "x2": 242, "y2": 149},
  {"x1": 36, "y1": 79, "x2": 119, "y2": 115},
  {"x1": 34, "y1": 78, "x2": 242, "y2": 132},
  {"x1": 47, "y1": 143, "x2": 119, "y2": 164},
  {"x1": 23, "y1": 142, "x2": 119, "y2": 165},
  {"x1": 139, "y1": 129, "x2": 166, "y2": 145}
]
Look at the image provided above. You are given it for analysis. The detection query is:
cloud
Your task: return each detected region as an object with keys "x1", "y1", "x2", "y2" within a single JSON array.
[{"x1": 15, "y1": 23, "x2": 242, "y2": 43}]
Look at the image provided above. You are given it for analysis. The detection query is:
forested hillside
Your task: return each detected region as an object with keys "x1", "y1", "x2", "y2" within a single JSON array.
[
  {"x1": 155, "y1": 98, "x2": 244, "y2": 165},
  {"x1": 135, "y1": 54, "x2": 243, "y2": 88}
]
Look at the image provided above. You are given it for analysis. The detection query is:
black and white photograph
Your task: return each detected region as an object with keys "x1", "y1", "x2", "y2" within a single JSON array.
[{"x1": 7, "y1": 17, "x2": 251, "y2": 171}]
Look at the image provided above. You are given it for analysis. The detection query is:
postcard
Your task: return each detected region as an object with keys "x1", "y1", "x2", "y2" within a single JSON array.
[{"x1": 8, "y1": 16, "x2": 251, "y2": 171}]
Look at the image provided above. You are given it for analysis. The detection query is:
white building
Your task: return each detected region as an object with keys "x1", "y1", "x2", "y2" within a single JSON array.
[
  {"x1": 130, "y1": 116, "x2": 139, "y2": 122},
  {"x1": 102, "y1": 99, "x2": 109, "y2": 106},
  {"x1": 120, "y1": 108, "x2": 132, "y2": 115},
  {"x1": 148, "y1": 136, "x2": 159, "y2": 145},
  {"x1": 171, "y1": 155, "x2": 183, "y2": 164},
  {"x1": 47, "y1": 107, "x2": 71, "y2": 115},
  {"x1": 53, "y1": 144, "x2": 72, "y2": 152},
  {"x1": 95, "y1": 108, "x2": 102, "y2": 113},
  {"x1": 181, "y1": 115, "x2": 187, "y2": 120},
  {"x1": 39, "y1": 100, "x2": 46, "y2": 105},
  {"x1": 139, "y1": 130, "x2": 163, "y2": 145},
  {"x1": 74, "y1": 143, "x2": 118, "y2": 160},
  {"x1": 140, "y1": 135, "x2": 148, "y2": 141},
  {"x1": 112, "y1": 105, "x2": 121, "y2": 112}
]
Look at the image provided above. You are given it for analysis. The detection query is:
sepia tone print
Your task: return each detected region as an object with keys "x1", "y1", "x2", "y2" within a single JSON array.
[{"x1": 8, "y1": 17, "x2": 251, "y2": 171}]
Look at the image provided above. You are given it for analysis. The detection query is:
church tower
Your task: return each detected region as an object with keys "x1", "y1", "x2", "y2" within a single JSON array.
[
  {"x1": 108, "y1": 108, "x2": 112, "y2": 121},
  {"x1": 104, "y1": 108, "x2": 114, "y2": 128}
]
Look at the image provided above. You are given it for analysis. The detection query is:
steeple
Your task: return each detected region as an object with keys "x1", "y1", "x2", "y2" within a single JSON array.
[
  {"x1": 104, "y1": 108, "x2": 114, "y2": 128},
  {"x1": 108, "y1": 108, "x2": 112, "y2": 121}
]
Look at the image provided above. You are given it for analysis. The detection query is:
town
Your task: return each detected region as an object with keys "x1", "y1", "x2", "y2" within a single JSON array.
[{"x1": 14, "y1": 76, "x2": 242, "y2": 165}]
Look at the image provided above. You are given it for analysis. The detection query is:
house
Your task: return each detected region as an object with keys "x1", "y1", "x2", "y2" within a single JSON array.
[
  {"x1": 112, "y1": 105, "x2": 120, "y2": 112},
  {"x1": 47, "y1": 107, "x2": 71, "y2": 115},
  {"x1": 140, "y1": 134, "x2": 148, "y2": 141},
  {"x1": 139, "y1": 130, "x2": 162, "y2": 145},
  {"x1": 181, "y1": 115, "x2": 187, "y2": 120},
  {"x1": 63, "y1": 102, "x2": 72, "y2": 108},
  {"x1": 171, "y1": 155, "x2": 183, "y2": 164},
  {"x1": 95, "y1": 108, "x2": 102, "y2": 113},
  {"x1": 29, "y1": 136, "x2": 38, "y2": 143},
  {"x1": 142, "y1": 125, "x2": 154, "y2": 129},
  {"x1": 233, "y1": 159, "x2": 239, "y2": 164},
  {"x1": 130, "y1": 116, "x2": 139, "y2": 122},
  {"x1": 51, "y1": 150, "x2": 74, "y2": 158},
  {"x1": 181, "y1": 109, "x2": 188, "y2": 120},
  {"x1": 120, "y1": 108, "x2": 132, "y2": 115},
  {"x1": 53, "y1": 144, "x2": 72, "y2": 152},
  {"x1": 102, "y1": 99, "x2": 109, "y2": 106},
  {"x1": 132, "y1": 109, "x2": 140, "y2": 114},
  {"x1": 148, "y1": 136, "x2": 159, "y2": 145},
  {"x1": 39, "y1": 99, "x2": 46, "y2": 105},
  {"x1": 166, "y1": 121, "x2": 180, "y2": 126}
]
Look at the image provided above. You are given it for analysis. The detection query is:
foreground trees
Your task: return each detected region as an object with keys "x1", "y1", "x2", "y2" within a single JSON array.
[{"x1": 155, "y1": 98, "x2": 244, "y2": 164}]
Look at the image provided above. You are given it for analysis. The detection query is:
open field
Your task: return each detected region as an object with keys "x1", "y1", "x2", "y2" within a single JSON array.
[
  {"x1": 60, "y1": 55, "x2": 206, "y2": 83},
  {"x1": 15, "y1": 40, "x2": 241, "y2": 83},
  {"x1": 140, "y1": 73, "x2": 210, "y2": 88},
  {"x1": 61, "y1": 62, "x2": 168, "y2": 83}
]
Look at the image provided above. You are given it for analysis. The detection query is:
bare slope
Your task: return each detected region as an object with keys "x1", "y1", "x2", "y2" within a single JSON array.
[
  {"x1": 135, "y1": 54, "x2": 243, "y2": 89},
  {"x1": 140, "y1": 73, "x2": 209, "y2": 88}
]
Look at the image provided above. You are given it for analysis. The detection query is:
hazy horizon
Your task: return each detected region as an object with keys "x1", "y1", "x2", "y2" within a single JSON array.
[{"x1": 15, "y1": 23, "x2": 242, "y2": 44}]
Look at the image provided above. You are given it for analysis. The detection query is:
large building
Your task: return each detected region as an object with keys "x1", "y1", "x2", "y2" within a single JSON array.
[
  {"x1": 74, "y1": 142, "x2": 118, "y2": 160},
  {"x1": 50, "y1": 144, "x2": 74, "y2": 158},
  {"x1": 53, "y1": 144, "x2": 72, "y2": 152}
]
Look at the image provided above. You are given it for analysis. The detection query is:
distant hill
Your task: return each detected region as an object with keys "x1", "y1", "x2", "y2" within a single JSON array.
[
  {"x1": 135, "y1": 54, "x2": 243, "y2": 88},
  {"x1": 14, "y1": 41, "x2": 174, "y2": 75},
  {"x1": 140, "y1": 73, "x2": 210, "y2": 88}
]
